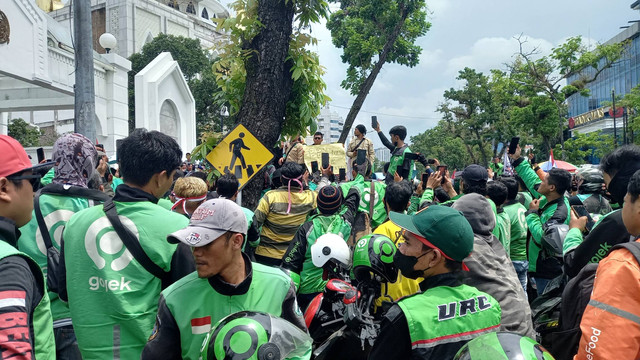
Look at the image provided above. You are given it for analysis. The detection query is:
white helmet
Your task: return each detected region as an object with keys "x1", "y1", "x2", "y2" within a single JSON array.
[{"x1": 311, "y1": 234, "x2": 351, "y2": 268}]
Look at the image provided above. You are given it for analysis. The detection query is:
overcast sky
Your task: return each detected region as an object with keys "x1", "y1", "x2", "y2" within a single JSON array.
[{"x1": 223, "y1": 1, "x2": 638, "y2": 148}]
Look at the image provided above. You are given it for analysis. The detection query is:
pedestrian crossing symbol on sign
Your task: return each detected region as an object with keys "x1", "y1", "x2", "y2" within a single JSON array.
[{"x1": 205, "y1": 125, "x2": 274, "y2": 189}]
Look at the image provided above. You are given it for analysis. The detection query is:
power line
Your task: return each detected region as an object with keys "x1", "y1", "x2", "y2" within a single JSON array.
[{"x1": 330, "y1": 104, "x2": 442, "y2": 120}]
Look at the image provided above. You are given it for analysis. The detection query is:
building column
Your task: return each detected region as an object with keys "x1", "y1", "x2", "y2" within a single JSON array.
[{"x1": 102, "y1": 52, "x2": 131, "y2": 159}]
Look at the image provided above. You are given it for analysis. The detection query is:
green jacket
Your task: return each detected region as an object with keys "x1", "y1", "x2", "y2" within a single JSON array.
[
  {"x1": 489, "y1": 162, "x2": 504, "y2": 177},
  {"x1": 62, "y1": 189, "x2": 190, "y2": 359},
  {"x1": 494, "y1": 209, "x2": 511, "y2": 255},
  {"x1": 503, "y1": 201, "x2": 528, "y2": 261},
  {"x1": 0, "y1": 238, "x2": 56, "y2": 360},
  {"x1": 514, "y1": 159, "x2": 569, "y2": 276}
]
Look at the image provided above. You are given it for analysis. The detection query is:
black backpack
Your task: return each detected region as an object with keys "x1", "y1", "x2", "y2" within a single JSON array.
[{"x1": 536, "y1": 241, "x2": 640, "y2": 360}]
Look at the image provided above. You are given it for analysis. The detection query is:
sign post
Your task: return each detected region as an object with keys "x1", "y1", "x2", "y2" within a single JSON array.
[{"x1": 205, "y1": 125, "x2": 274, "y2": 189}]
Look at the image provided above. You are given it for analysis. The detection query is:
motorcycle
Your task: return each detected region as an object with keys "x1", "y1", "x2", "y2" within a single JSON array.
[{"x1": 304, "y1": 234, "x2": 398, "y2": 360}]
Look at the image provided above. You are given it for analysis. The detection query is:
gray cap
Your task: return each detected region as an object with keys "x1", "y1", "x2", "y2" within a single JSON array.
[{"x1": 168, "y1": 198, "x2": 248, "y2": 247}]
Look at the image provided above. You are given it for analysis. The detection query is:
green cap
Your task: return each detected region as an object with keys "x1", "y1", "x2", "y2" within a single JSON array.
[{"x1": 390, "y1": 206, "x2": 474, "y2": 262}]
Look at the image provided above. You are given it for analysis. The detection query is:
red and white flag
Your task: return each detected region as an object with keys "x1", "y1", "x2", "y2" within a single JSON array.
[
  {"x1": 191, "y1": 316, "x2": 211, "y2": 334},
  {"x1": 549, "y1": 149, "x2": 557, "y2": 169},
  {"x1": 0, "y1": 290, "x2": 26, "y2": 309}
]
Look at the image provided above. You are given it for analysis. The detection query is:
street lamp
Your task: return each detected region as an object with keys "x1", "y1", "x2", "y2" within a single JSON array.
[
  {"x1": 98, "y1": 33, "x2": 117, "y2": 54},
  {"x1": 219, "y1": 105, "x2": 229, "y2": 133}
]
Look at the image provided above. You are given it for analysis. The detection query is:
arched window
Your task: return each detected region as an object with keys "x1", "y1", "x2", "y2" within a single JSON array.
[{"x1": 201, "y1": 7, "x2": 209, "y2": 19}]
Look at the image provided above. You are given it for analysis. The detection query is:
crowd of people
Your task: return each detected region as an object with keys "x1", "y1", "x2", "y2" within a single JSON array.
[{"x1": 1, "y1": 119, "x2": 640, "y2": 360}]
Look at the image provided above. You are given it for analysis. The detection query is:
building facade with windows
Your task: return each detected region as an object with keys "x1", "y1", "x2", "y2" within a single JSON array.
[
  {"x1": 44, "y1": 0, "x2": 229, "y2": 59},
  {"x1": 566, "y1": 1, "x2": 640, "y2": 140},
  {"x1": 305, "y1": 105, "x2": 345, "y2": 144}
]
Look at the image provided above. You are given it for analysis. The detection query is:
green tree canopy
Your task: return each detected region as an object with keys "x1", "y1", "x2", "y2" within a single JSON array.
[
  {"x1": 329, "y1": 0, "x2": 431, "y2": 143},
  {"x1": 8, "y1": 118, "x2": 41, "y2": 147}
]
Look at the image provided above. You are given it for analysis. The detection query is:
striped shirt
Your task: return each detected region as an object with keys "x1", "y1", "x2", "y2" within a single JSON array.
[{"x1": 254, "y1": 186, "x2": 317, "y2": 260}]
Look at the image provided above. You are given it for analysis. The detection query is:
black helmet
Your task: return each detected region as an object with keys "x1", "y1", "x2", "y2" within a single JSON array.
[
  {"x1": 577, "y1": 167, "x2": 604, "y2": 194},
  {"x1": 454, "y1": 332, "x2": 554, "y2": 360},
  {"x1": 201, "y1": 311, "x2": 312, "y2": 360},
  {"x1": 352, "y1": 234, "x2": 398, "y2": 283}
]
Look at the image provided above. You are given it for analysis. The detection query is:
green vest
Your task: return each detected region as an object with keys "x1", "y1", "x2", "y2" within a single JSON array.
[
  {"x1": 388, "y1": 146, "x2": 413, "y2": 179},
  {"x1": 163, "y1": 264, "x2": 295, "y2": 360},
  {"x1": 298, "y1": 213, "x2": 351, "y2": 294},
  {"x1": 18, "y1": 193, "x2": 100, "y2": 324},
  {"x1": 0, "y1": 240, "x2": 56, "y2": 360},
  {"x1": 398, "y1": 284, "x2": 500, "y2": 352},
  {"x1": 503, "y1": 202, "x2": 528, "y2": 261},
  {"x1": 339, "y1": 174, "x2": 387, "y2": 228},
  {"x1": 494, "y1": 210, "x2": 511, "y2": 255},
  {"x1": 63, "y1": 200, "x2": 189, "y2": 359}
]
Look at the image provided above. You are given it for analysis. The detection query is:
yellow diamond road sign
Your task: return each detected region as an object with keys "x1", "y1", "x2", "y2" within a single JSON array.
[{"x1": 206, "y1": 125, "x2": 274, "y2": 189}]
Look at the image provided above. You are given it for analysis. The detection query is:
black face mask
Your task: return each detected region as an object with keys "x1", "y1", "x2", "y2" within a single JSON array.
[
  {"x1": 393, "y1": 140, "x2": 399, "y2": 148},
  {"x1": 393, "y1": 250, "x2": 430, "y2": 279}
]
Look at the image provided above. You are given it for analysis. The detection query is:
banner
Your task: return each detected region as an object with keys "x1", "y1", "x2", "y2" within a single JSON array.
[{"x1": 302, "y1": 144, "x2": 347, "y2": 174}]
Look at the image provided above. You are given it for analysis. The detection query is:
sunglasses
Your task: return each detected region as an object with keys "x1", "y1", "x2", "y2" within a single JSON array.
[
  {"x1": 7, "y1": 174, "x2": 42, "y2": 192},
  {"x1": 314, "y1": 137, "x2": 322, "y2": 140}
]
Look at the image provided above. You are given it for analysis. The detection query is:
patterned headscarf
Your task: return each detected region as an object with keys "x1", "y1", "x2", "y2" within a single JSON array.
[{"x1": 52, "y1": 133, "x2": 98, "y2": 188}]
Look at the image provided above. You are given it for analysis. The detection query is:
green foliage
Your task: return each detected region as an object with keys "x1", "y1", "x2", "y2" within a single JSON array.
[
  {"x1": 411, "y1": 120, "x2": 475, "y2": 170},
  {"x1": 327, "y1": 0, "x2": 430, "y2": 94},
  {"x1": 128, "y1": 34, "x2": 225, "y2": 138},
  {"x1": 553, "y1": 131, "x2": 614, "y2": 164},
  {"x1": 212, "y1": 0, "x2": 330, "y2": 140},
  {"x1": 8, "y1": 118, "x2": 41, "y2": 147}
]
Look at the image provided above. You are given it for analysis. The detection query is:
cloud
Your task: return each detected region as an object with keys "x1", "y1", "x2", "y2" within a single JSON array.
[{"x1": 445, "y1": 35, "x2": 554, "y2": 76}]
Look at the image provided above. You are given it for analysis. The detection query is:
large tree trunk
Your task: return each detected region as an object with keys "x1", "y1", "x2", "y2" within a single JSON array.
[
  {"x1": 337, "y1": 3, "x2": 410, "y2": 144},
  {"x1": 237, "y1": 0, "x2": 295, "y2": 210}
]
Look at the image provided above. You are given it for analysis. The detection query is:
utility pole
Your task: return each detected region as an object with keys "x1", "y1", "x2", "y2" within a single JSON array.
[
  {"x1": 73, "y1": 0, "x2": 97, "y2": 141},
  {"x1": 612, "y1": 89, "x2": 618, "y2": 148}
]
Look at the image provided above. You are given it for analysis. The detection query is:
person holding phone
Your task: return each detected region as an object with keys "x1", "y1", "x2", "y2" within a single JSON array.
[
  {"x1": 489, "y1": 156, "x2": 504, "y2": 178},
  {"x1": 374, "y1": 122, "x2": 412, "y2": 183},
  {"x1": 347, "y1": 124, "x2": 375, "y2": 169}
]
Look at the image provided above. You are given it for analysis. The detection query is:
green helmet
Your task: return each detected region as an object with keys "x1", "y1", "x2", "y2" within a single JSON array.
[
  {"x1": 200, "y1": 311, "x2": 312, "y2": 360},
  {"x1": 352, "y1": 234, "x2": 398, "y2": 283},
  {"x1": 453, "y1": 332, "x2": 555, "y2": 360}
]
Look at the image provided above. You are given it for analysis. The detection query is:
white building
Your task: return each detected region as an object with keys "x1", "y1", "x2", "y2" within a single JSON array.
[
  {"x1": 46, "y1": 0, "x2": 229, "y2": 58},
  {"x1": 306, "y1": 105, "x2": 345, "y2": 144},
  {"x1": 375, "y1": 147, "x2": 390, "y2": 163},
  {"x1": 0, "y1": 0, "x2": 229, "y2": 159},
  {"x1": 0, "y1": 1, "x2": 131, "y2": 159}
]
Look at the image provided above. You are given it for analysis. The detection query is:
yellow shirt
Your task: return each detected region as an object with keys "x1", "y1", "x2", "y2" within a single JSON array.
[{"x1": 373, "y1": 220, "x2": 422, "y2": 310}]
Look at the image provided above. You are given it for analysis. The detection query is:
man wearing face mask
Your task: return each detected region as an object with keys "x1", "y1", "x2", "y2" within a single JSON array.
[
  {"x1": 562, "y1": 145, "x2": 639, "y2": 278},
  {"x1": 369, "y1": 206, "x2": 501, "y2": 360}
]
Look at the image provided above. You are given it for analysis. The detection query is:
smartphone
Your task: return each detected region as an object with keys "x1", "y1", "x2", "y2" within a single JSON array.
[
  {"x1": 422, "y1": 173, "x2": 429, "y2": 188},
  {"x1": 36, "y1": 148, "x2": 45, "y2": 163},
  {"x1": 321, "y1": 153, "x2": 330, "y2": 169},
  {"x1": 339, "y1": 168, "x2": 346, "y2": 182},
  {"x1": 356, "y1": 149, "x2": 367, "y2": 165},
  {"x1": 404, "y1": 152, "x2": 419, "y2": 161},
  {"x1": 371, "y1": 116, "x2": 378, "y2": 129},
  {"x1": 508, "y1": 137, "x2": 520, "y2": 155},
  {"x1": 437, "y1": 165, "x2": 447, "y2": 184},
  {"x1": 311, "y1": 161, "x2": 319, "y2": 174},
  {"x1": 571, "y1": 205, "x2": 596, "y2": 232}
]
